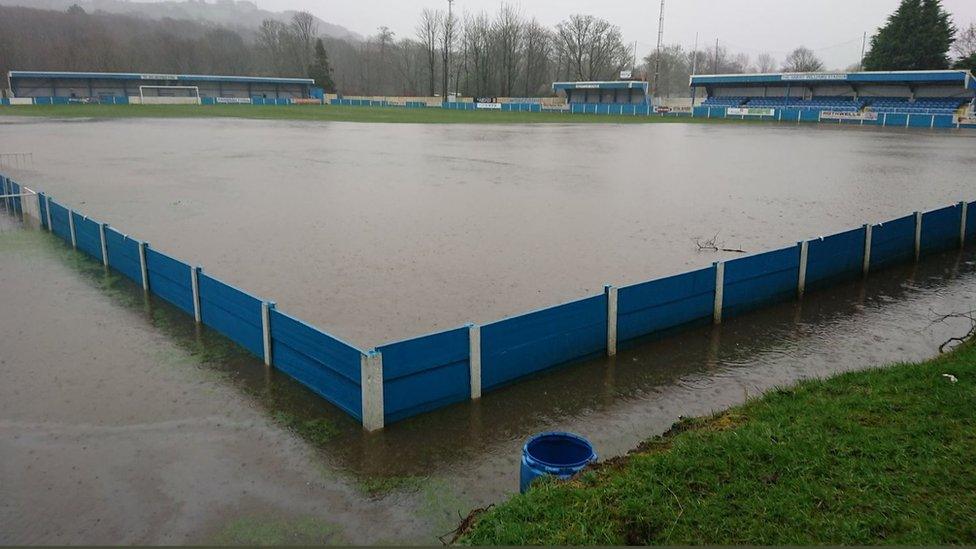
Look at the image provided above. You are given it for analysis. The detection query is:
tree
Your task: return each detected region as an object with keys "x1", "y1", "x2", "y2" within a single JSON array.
[
  {"x1": 755, "y1": 52, "x2": 777, "y2": 73},
  {"x1": 554, "y1": 14, "x2": 629, "y2": 81},
  {"x1": 782, "y1": 46, "x2": 824, "y2": 72},
  {"x1": 416, "y1": 9, "x2": 441, "y2": 96},
  {"x1": 440, "y1": 0, "x2": 457, "y2": 98},
  {"x1": 308, "y1": 38, "x2": 336, "y2": 92},
  {"x1": 953, "y1": 22, "x2": 976, "y2": 71},
  {"x1": 289, "y1": 11, "x2": 318, "y2": 74},
  {"x1": 863, "y1": 0, "x2": 955, "y2": 71}
]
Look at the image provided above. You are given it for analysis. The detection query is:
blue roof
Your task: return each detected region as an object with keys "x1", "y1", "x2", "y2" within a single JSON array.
[
  {"x1": 690, "y1": 70, "x2": 973, "y2": 88},
  {"x1": 8, "y1": 70, "x2": 313, "y2": 86},
  {"x1": 552, "y1": 81, "x2": 649, "y2": 92}
]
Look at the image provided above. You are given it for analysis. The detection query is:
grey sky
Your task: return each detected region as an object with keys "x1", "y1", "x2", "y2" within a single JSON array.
[{"x1": 245, "y1": 0, "x2": 976, "y2": 70}]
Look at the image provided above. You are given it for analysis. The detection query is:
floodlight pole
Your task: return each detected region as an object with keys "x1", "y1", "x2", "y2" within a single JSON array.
[{"x1": 652, "y1": 0, "x2": 665, "y2": 97}]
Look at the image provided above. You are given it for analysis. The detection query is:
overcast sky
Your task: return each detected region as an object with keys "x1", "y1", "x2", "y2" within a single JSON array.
[{"x1": 241, "y1": 0, "x2": 976, "y2": 70}]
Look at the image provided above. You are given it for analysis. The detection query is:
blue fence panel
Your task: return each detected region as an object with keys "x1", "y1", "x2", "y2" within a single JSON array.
[
  {"x1": 198, "y1": 273, "x2": 264, "y2": 357},
  {"x1": 907, "y1": 114, "x2": 932, "y2": 128},
  {"x1": 37, "y1": 192, "x2": 48, "y2": 229},
  {"x1": 801, "y1": 109, "x2": 821, "y2": 122},
  {"x1": 145, "y1": 247, "x2": 194, "y2": 316},
  {"x1": 884, "y1": 113, "x2": 908, "y2": 127},
  {"x1": 968, "y1": 201, "x2": 976, "y2": 242},
  {"x1": 934, "y1": 115, "x2": 955, "y2": 129},
  {"x1": 481, "y1": 294, "x2": 607, "y2": 391},
  {"x1": 104, "y1": 227, "x2": 142, "y2": 283},
  {"x1": 870, "y1": 214, "x2": 916, "y2": 270},
  {"x1": 72, "y1": 212, "x2": 102, "y2": 260},
  {"x1": 920, "y1": 204, "x2": 962, "y2": 255},
  {"x1": 9, "y1": 180, "x2": 22, "y2": 214},
  {"x1": 722, "y1": 246, "x2": 800, "y2": 317},
  {"x1": 48, "y1": 200, "x2": 72, "y2": 243},
  {"x1": 270, "y1": 309, "x2": 363, "y2": 419},
  {"x1": 805, "y1": 227, "x2": 866, "y2": 289},
  {"x1": 617, "y1": 266, "x2": 715, "y2": 342},
  {"x1": 378, "y1": 326, "x2": 470, "y2": 423}
]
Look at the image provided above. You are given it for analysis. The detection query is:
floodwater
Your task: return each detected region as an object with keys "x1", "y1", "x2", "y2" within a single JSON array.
[
  {"x1": 1, "y1": 115, "x2": 976, "y2": 544},
  {"x1": 2, "y1": 211, "x2": 975, "y2": 544},
  {"x1": 1, "y1": 117, "x2": 974, "y2": 347}
]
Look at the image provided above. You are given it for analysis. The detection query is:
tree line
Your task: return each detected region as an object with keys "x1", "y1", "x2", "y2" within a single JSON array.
[{"x1": 1, "y1": 1, "x2": 973, "y2": 99}]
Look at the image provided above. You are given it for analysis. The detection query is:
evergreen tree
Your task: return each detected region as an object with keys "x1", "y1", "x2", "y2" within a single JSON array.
[
  {"x1": 308, "y1": 38, "x2": 336, "y2": 92},
  {"x1": 863, "y1": 0, "x2": 955, "y2": 71}
]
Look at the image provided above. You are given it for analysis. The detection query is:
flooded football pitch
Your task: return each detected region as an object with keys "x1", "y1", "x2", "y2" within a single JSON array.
[{"x1": 1, "y1": 117, "x2": 975, "y2": 544}]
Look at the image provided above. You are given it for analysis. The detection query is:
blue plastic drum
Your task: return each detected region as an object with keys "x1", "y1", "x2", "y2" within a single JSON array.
[{"x1": 519, "y1": 432, "x2": 597, "y2": 493}]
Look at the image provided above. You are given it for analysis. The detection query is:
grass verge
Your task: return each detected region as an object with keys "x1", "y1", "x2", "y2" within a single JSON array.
[
  {"x1": 0, "y1": 104, "x2": 752, "y2": 125},
  {"x1": 461, "y1": 343, "x2": 976, "y2": 545}
]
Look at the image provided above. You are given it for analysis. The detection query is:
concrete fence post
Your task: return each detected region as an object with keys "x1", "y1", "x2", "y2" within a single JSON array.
[
  {"x1": 863, "y1": 224, "x2": 873, "y2": 276},
  {"x1": 138, "y1": 241, "x2": 149, "y2": 291},
  {"x1": 914, "y1": 211, "x2": 922, "y2": 261},
  {"x1": 98, "y1": 223, "x2": 109, "y2": 267},
  {"x1": 960, "y1": 202, "x2": 968, "y2": 249},
  {"x1": 797, "y1": 240, "x2": 809, "y2": 297},
  {"x1": 605, "y1": 285, "x2": 618, "y2": 357},
  {"x1": 261, "y1": 301, "x2": 275, "y2": 366},
  {"x1": 713, "y1": 261, "x2": 725, "y2": 324},
  {"x1": 361, "y1": 351, "x2": 385, "y2": 431},
  {"x1": 191, "y1": 266, "x2": 202, "y2": 323},
  {"x1": 68, "y1": 209, "x2": 77, "y2": 249},
  {"x1": 44, "y1": 195, "x2": 52, "y2": 232},
  {"x1": 468, "y1": 324, "x2": 482, "y2": 399}
]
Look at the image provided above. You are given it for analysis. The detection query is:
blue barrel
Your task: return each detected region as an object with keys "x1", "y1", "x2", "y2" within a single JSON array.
[{"x1": 519, "y1": 432, "x2": 597, "y2": 493}]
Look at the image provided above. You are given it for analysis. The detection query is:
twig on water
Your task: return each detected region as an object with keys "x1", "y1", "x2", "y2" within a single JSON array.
[{"x1": 694, "y1": 233, "x2": 746, "y2": 254}]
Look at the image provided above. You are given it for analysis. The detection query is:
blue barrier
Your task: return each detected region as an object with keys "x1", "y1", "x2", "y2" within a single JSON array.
[
  {"x1": 198, "y1": 273, "x2": 264, "y2": 358},
  {"x1": 145, "y1": 247, "x2": 195, "y2": 316},
  {"x1": 870, "y1": 214, "x2": 916, "y2": 270},
  {"x1": 10, "y1": 180, "x2": 22, "y2": 215},
  {"x1": 48, "y1": 199, "x2": 71, "y2": 242},
  {"x1": 270, "y1": 309, "x2": 364, "y2": 419},
  {"x1": 617, "y1": 267, "x2": 715, "y2": 342},
  {"x1": 968, "y1": 201, "x2": 976, "y2": 242},
  {"x1": 481, "y1": 295, "x2": 607, "y2": 391},
  {"x1": 805, "y1": 227, "x2": 866, "y2": 289},
  {"x1": 921, "y1": 204, "x2": 962, "y2": 254},
  {"x1": 378, "y1": 326, "x2": 470, "y2": 423},
  {"x1": 104, "y1": 227, "x2": 143, "y2": 284},
  {"x1": 71, "y1": 211, "x2": 102, "y2": 260},
  {"x1": 722, "y1": 247, "x2": 800, "y2": 318},
  {"x1": 38, "y1": 192, "x2": 48, "y2": 229}
]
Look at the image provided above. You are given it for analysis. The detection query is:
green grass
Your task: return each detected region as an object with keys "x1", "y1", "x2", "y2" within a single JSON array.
[
  {"x1": 209, "y1": 515, "x2": 345, "y2": 545},
  {"x1": 462, "y1": 343, "x2": 976, "y2": 545},
  {"x1": 0, "y1": 104, "x2": 747, "y2": 125}
]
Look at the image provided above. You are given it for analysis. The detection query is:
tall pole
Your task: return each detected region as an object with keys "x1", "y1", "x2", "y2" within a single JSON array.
[
  {"x1": 652, "y1": 0, "x2": 665, "y2": 97},
  {"x1": 442, "y1": 0, "x2": 454, "y2": 100},
  {"x1": 714, "y1": 38, "x2": 719, "y2": 73},
  {"x1": 859, "y1": 31, "x2": 867, "y2": 71},
  {"x1": 690, "y1": 32, "x2": 699, "y2": 105}
]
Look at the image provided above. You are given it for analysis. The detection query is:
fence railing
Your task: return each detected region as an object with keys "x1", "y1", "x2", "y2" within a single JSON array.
[{"x1": 2, "y1": 171, "x2": 974, "y2": 431}]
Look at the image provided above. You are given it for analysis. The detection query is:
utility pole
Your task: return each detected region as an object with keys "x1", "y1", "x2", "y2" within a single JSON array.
[
  {"x1": 652, "y1": 0, "x2": 665, "y2": 97},
  {"x1": 690, "y1": 32, "x2": 699, "y2": 105},
  {"x1": 713, "y1": 38, "x2": 719, "y2": 73},
  {"x1": 442, "y1": 0, "x2": 454, "y2": 100},
  {"x1": 859, "y1": 31, "x2": 867, "y2": 71}
]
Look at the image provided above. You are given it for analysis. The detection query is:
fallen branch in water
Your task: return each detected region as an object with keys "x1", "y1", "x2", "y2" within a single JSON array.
[
  {"x1": 694, "y1": 233, "x2": 747, "y2": 254},
  {"x1": 440, "y1": 505, "x2": 494, "y2": 545},
  {"x1": 930, "y1": 308, "x2": 976, "y2": 353}
]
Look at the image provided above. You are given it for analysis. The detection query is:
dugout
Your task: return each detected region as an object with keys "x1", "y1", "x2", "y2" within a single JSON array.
[{"x1": 552, "y1": 81, "x2": 650, "y2": 105}]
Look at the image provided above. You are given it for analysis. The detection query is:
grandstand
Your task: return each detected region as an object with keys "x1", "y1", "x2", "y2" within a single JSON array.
[
  {"x1": 6, "y1": 71, "x2": 315, "y2": 105},
  {"x1": 552, "y1": 81, "x2": 650, "y2": 106},
  {"x1": 692, "y1": 70, "x2": 975, "y2": 118}
]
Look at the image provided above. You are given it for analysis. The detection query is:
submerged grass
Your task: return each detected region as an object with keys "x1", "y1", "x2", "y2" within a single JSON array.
[
  {"x1": 462, "y1": 343, "x2": 976, "y2": 545},
  {"x1": 209, "y1": 515, "x2": 345, "y2": 546},
  {"x1": 0, "y1": 104, "x2": 750, "y2": 125}
]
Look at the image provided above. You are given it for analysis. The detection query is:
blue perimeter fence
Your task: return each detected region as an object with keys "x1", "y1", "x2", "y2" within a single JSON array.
[{"x1": 2, "y1": 171, "x2": 974, "y2": 430}]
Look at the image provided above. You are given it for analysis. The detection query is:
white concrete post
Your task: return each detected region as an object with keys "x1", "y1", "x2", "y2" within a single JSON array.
[
  {"x1": 605, "y1": 285, "x2": 618, "y2": 357},
  {"x1": 960, "y1": 202, "x2": 968, "y2": 249},
  {"x1": 44, "y1": 195, "x2": 52, "y2": 232},
  {"x1": 361, "y1": 351, "x2": 385, "y2": 431},
  {"x1": 713, "y1": 261, "x2": 725, "y2": 324},
  {"x1": 914, "y1": 211, "x2": 922, "y2": 261},
  {"x1": 138, "y1": 241, "x2": 149, "y2": 291},
  {"x1": 863, "y1": 224, "x2": 873, "y2": 276},
  {"x1": 261, "y1": 301, "x2": 275, "y2": 366},
  {"x1": 191, "y1": 266, "x2": 202, "y2": 323},
  {"x1": 797, "y1": 241, "x2": 809, "y2": 297},
  {"x1": 468, "y1": 324, "x2": 481, "y2": 399},
  {"x1": 67, "y1": 210, "x2": 77, "y2": 249},
  {"x1": 98, "y1": 223, "x2": 109, "y2": 266}
]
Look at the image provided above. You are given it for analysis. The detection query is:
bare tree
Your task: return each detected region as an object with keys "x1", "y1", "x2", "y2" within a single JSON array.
[
  {"x1": 554, "y1": 14, "x2": 629, "y2": 81},
  {"x1": 495, "y1": 3, "x2": 524, "y2": 97},
  {"x1": 782, "y1": 46, "x2": 824, "y2": 73},
  {"x1": 258, "y1": 19, "x2": 288, "y2": 73},
  {"x1": 289, "y1": 10, "x2": 318, "y2": 73},
  {"x1": 522, "y1": 19, "x2": 553, "y2": 96},
  {"x1": 756, "y1": 52, "x2": 777, "y2": 73},
  {"x1": 953, "y1": 23, "x2": 976, "y2": 60},
  {"x1": 416, "y1": 9, "x2": 441, "y2": 96}
]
